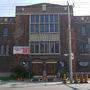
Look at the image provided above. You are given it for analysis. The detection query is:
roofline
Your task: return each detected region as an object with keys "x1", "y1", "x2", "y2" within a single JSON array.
[{"x1": 16, "y1": 3, "x2": 73, "y2": 8}]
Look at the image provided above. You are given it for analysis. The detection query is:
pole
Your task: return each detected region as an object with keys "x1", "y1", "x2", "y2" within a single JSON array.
[{"x1": 67, "y1": 2, "x2": 73, "y2": 82}]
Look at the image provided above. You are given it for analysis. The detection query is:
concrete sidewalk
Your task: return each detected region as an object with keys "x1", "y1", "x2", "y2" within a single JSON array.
[
  {"x1": 0, "y1": 80, "x2": 90, "y2": 88},
  {"x1": 0, "y1": 81, "x2": 63, "y2": 87}
]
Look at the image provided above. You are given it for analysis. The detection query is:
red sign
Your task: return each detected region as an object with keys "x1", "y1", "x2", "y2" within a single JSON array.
[{"x1": 23, "y1": 48, "x2": 29, "y2": 53}]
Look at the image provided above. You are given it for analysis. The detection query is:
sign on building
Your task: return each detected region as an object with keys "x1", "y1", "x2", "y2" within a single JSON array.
[
  {"x1": 13, "y1": 46, "x2": 29, "y2": 54},
  {"x1": 79, "y1": 62, "x2": 89, "y2": 67}
]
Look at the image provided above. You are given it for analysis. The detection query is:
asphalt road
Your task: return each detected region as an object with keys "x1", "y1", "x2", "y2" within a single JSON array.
[{"x1": 0, "y1": 82, "x2": 90, "y2": 90}]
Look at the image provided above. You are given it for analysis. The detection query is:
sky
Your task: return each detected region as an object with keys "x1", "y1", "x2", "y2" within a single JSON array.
[{"x1": 0, "y1": 0, "x2": 90, "y2": 17}]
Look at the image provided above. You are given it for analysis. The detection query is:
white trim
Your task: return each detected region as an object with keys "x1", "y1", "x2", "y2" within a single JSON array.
[
  {"x1": 16, "y1": 13, "x2": 73, "y2": 16},
  {"x1": 46, "y1": 62, "x2": 57, "y2": 63},
  {"x1": 31, "y1": 62, "x2": 43, "y2": 63},
  {"x1": 29, "y1": 53, "x2": 60, "y2": 55}
]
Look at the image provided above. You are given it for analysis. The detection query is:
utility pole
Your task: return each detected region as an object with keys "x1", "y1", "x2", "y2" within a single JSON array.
[{"x1": 67, "y1": 2, "x2": 73, "y2": 82}]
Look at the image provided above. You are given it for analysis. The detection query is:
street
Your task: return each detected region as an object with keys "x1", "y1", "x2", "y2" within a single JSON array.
[{"x1": 0, "y1": 81, "x2": 90, "y2": 90}]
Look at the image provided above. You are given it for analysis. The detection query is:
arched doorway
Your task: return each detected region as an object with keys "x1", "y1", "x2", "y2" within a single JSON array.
[
  {"x1": 31, "y1": 59, "x2": 43, "y2": 75},
  {"x1": 46, "y1": 59, "x2": 58, "y2": 75}
]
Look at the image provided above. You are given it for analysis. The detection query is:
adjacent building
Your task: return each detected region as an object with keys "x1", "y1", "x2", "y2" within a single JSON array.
[
  {"x1": 74, "y1": 16, "x2": 90, "y2": 73},
  {"x1": 0, "y1": 17, "x2": 15, "y2": 76}
]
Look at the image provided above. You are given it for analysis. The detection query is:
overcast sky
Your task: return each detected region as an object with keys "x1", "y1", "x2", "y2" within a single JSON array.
[{"x1": 0, "y1": 0, "x2": 90, "y2": 17}]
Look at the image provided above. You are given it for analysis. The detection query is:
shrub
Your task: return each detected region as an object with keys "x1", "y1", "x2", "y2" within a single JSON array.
[{"x1": 11, "y1": 65, "x2": 33, "y2": 79}]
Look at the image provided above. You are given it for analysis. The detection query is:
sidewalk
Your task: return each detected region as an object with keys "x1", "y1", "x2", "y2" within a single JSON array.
[
  {"x1": 0, "y1": 80, "x2": 63, "y2": 87},
  {"x1": 0, "y1": 79, "x2": 90, "y2": 87}
]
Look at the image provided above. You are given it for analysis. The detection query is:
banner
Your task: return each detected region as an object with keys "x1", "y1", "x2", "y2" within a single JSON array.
[{"x1": 13, "y1": 46, "x2": 29, "y2": 54}]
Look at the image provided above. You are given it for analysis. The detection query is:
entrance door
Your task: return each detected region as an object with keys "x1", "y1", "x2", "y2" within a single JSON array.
[
  {"x1": 46, "y1": 59, "x2": 58, "y2": 75},
  {"x1": 46, "y1": 63, "x2": 57, "y2": 75},
  {"x1": 31, "y1": 60, "x2": 43, "y2": 75}
]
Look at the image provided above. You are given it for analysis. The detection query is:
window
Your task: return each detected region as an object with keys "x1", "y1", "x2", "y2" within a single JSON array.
[
  {"x1": 0, "y1": 45, "x2": 9, "y2": 55},
  {"x1": 50, "y1": 42, "x2": 54, "y2": 53},
  {"x1": 6, "y1": 45, "x2": 9, "y2": 55},
  {"x1": 31, "y1": 24, "x2": 34, "y2": 32},
  {"x1": 80, "y1": 43, "x2": 89, "y2": 53},
  {"x1": 35, "y1": 24, "x2": 39, "y2": 32},
  {"x1": 36, "y1": 15, "x2": 39, "y2": 23},
  {"x1": 45, "y1": 42, "x2": 49, "y2": 53},
  {"x1": 9, "y1": 18, "x2": 13, "y2": 22},
  {"x1": 54, "y1": 14, "x2": 58, "y2": 22},
  {"x1": 30, "y1": 42, "x2": 34, "y2": 53},
  {"x1": 50, "y1": 14, "x2": 53, "y2": 22},
  {"x1": 31, "y1": 15, "x2": 34, "y2": 23},
  {"x1": 55, "y1": 42, "x2": 59, "y2": 53},
  {"x1": 50, "y1": 24, "x2": 58, "y2": 32},
  {"x1": 40, "y1": 42, "x2": 44, "y2": 53},
  {"x1": 45, "y1": 24, "x2": 49, "y2": 32},
  {"x1": 35, "y1": 42, "x2": 39, "y2": 53},
  {"x1": 30, "y1": 41, "x2": 60, "y2": 54},
  {"x1": 3, "y1": 45, "x2": 6, "y2": 55},
  {"x1": 30, "y1": 14, "x2": 59, "y2": 33},
  {"x1": 80, "y1": 25, "x2": 87, "y2": 35},
  {"x1": 45, "y1": 15, "x2": 49, "y2": 23},
  {"x1": 0, "y1": 18, "x2": 3, "y2": 22},
  {"x1": 50, "y1": 24, "x2": 54, "y2": 32},
  {"x1": 55, "y1": 24, "x2": 58, "y2": 32},
  {"x1": 40, "y1": 15, "x2": 44, "y2": 23},
  {"x1": 3, "y1": 27, "x2": 9, "y2": 36},
  {"x1": 40, "y1": 24, "x2": 44, "y2": 32}
]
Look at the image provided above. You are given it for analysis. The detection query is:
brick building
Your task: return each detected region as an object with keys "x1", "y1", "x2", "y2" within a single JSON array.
[
  {"x1": 14, "y1": 3, "x2": 74, "y2": 76},
  {"x1": 0, "y1": 17, "x2": 15, "y2": 76},
  {"x1": 74, "y1": 16, "x2": 90, "y2": 73},
  {"x1": 0, "y1": 3, "x2": 90, "y2": 77}
]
